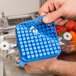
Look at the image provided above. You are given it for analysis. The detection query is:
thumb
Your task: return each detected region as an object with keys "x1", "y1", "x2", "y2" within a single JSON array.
[{"x1": 43, "y1": 8, "x2": 63, "y2": 23}]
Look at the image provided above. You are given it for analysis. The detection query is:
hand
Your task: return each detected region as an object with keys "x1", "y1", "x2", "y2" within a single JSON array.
[
  {"x1": 39, "y1": 0, "x2": 76, "y2": 25},
  {"x1": 24, "y1": 58, "x2": 57, "y2": 74},
  {"x1": 24, "y1": 0, "x2": 76, "y2": 74},
  {"x1": 24, "y1": 53, "x2": 76, "y2": 74}
]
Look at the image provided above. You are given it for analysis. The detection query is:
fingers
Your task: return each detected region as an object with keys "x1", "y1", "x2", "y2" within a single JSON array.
[
  {"x1": 39, "y1": 0, "x2": 64, "y2": 23},
  {"x1": 39, "y1": 0, "x2": 55, "y2": 16},
  {"x1": 39, "y1": 0, "x2": 50, "y2": 16},
  {"x1": 57, "y1": 19, "x2": 69, "y2": 25},
  {"x1": 55, "y1": 18, "x2": 69, "y2": 25},
  {"x1": 43, "y1": 8, "x2": 63, "y2": 23},
  {"x1": 55, "y1": 18, "x2": 63, "y2": 25}
]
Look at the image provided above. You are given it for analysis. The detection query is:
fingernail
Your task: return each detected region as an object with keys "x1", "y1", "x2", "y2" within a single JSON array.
[{"x1": 43, "y1": 17, "x2": 49, "y2": 23}]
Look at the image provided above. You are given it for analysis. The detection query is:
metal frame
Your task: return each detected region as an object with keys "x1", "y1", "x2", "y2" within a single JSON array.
[{"x1": 0, "y1": 57, "x2": 3, "y2": 76}]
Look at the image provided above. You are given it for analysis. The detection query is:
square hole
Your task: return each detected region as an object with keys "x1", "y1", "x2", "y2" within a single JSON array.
[
  {"x1": 20, "y1": 45, "x2": 24, "y2": 48},
  {"x1": 31, "y1": 55, "x2": 35, "y2": 58},
  {"x1": 37, "y1": 46, "x2": 40, "y2": 49},
  {"x1": 38, "y1": 50, "x2": 41, "y2": 53},
  {"x1": 19, "y1": 38, "x2": 22, "y2": 41},
  {"x1": 46, "y1": 48, "x2": 49, "y2": 52},
  {"x1": 47, "y1": 52, "x2": 50, "y2": 55},
  {"x1": 54, "y1": 47, "x2": 57, "y2": 50},
  {"x1": 50, "y1": 48, "x2": 53, "y2": 51},
  {"x1": 42, "y1": 49, "x2": 45, "y2": 52},
  {"x1": 23, "y1": 38, "x2": 26, "y2": 41},
  {"x1": 30, "y1": 51, "x2": 34, "y2": 54},
  {"x1": 22, "y1": 52, "x2": 26, "y2": 56},
  {"x1": 52, "y1": 44, "x2": 55, "y2": 47},
  {"x1": 29, "y1": 47, "x2": 33, "y2": 51},
  {"x1": 44, "y1": 42, "x2": 47, "y2": 45},
  {"x1": 20, "y1": 41, "x2": 23, "y2": 45},
  {"x1": 34, "y1": 50, "x2": 38, "y2": 53},
  {"x1": 39, "y1": 53, "x2": 43, "y2": 57},
  {"x1": 51, "y1": 51, "x2": 54, "y2": 54},
  {"x1": 18, "y1": 35, "x2": 21, "y2": 37},
  {"x1": 24, "y1": 41, "x2": 27, "y2": 44},
  {"x1": 36, "y1": 43, "x2": 39, "y2": 46},
  {"x1": 24, "y1": 44, "x2": 28, "y2": 48},
  {"x1": 33, "y1": 47, "x2": 36, "y2": 50},
  {"x1": 26, "y1": 51, "x2": 30, "y2": 55},
  {"x1": 21, "y1": 49, "x2": 25, "y2": 52},
  {"x1": 22, "y1": 34, "x2": 25, "y2": 37},
  {"x1": 45, "y1": 45, "x2": 48, "y2": 48},
  {"x1": 57, "y1": 46, "x2": 60, "y2": 50},
  {"x1": 35, "y1": 54, "x2": 38, "y2": 57},
  {"x1": 21, "y1": 31, "x2": 24, "y2": 34},
  {"x1": 43, "y1": 52, "x2": 46, "y2": 56},
  {"x1": 41, "y1": 46, "x2": 44, "y2": 49},
  {"x1": 26, "y1": 48, "x2": 29, "y2": 51},
  {"x1": 32, "y1": 43, "x2": 35, "y2": 46},
  {"x1": 27, "y1": 55, "x2": 31, "y2": 59}
]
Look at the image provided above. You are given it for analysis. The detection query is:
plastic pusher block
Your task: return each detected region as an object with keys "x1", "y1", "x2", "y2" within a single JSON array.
[{"x1": 15, "y1": 15, "x2": 61, "y2": 66}]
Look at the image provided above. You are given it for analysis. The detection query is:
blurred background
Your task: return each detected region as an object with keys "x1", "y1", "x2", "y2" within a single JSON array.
[{"x1": 0, "y1": 0, "x2": 46, "y2": 17}]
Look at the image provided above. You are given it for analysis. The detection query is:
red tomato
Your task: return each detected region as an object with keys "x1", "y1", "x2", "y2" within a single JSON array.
[
  {"x1": 57, "y1": 30, "x2": 60, "y2": 36},
  {"x1": 65, "y1": 20, "x2": 76, "y2": 31},
  {"x1": 65, "y1": 29, "x2": 68, "y2": 32},
  {"x1": 56, "y1": 26, "x2": 59, "y2": 30},
  {"x1": 73, "y1": 22, "x2": 76, "y2": 32},
  {"x1": 56, "y1": 26, "x2": 66, "y2": 36},
  {"x1": 56, "y1": 26, "x2": 65, "y2": 30},
  {"x1": 59, "y1": 26, "x2": 65, "y2": 29}
]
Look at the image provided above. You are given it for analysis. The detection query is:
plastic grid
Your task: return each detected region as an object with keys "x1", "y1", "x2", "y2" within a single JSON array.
[{"x1": 15, "y1": 15, "x2": 61, "y2": 66}]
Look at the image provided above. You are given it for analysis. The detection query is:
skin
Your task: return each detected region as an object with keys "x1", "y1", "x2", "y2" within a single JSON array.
[
  {"x1": 24, "y1": 0, "x2": 76, "y2": 75},
  {"x1": 24, "y1": 53, "x2": 76, "y2": 75},
  {"x1": 39, "y1": 0, "x2": 76, "y2": 25}
]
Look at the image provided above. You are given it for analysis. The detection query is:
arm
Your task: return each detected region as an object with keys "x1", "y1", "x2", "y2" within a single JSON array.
[
  {"x1": 48, "y1": 60, "x2": 76, "y2": 76},
  {"x1": 24, "y1": 54, "x2": 76, "y2": 75}
]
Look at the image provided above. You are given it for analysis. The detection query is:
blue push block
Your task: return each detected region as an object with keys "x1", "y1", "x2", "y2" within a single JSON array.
[{"x1": 15, "y1": 15, "x2": 61, "y2": 66}]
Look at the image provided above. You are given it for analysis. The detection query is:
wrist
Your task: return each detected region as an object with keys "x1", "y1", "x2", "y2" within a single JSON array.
[
  {"x1": 45, "y1": 59, "x2": 60, "y2": 74},
  {"x1": 48, "y1": 60, "x2": 62, "y2": 75},
  {"x1": 47, "y1": 60, "x2": 68, "y2": 75},
  {"x1": 47, "y1": 60, "x2": 76, "y2": 76}
]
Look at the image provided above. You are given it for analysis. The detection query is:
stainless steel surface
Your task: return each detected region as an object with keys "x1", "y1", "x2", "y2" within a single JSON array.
[
  {"x1": 4, "y1": 57, "x2": 53, "y2": 76},
  {"x1": 0, "y1": 57, "x2": 3, "y2": 76},
  {"x1": 1, "y1": 12, "x2": 8, "y2": 27},
  {"x1": 0, "y1": 12, "x2": 39, "y2": 27}
]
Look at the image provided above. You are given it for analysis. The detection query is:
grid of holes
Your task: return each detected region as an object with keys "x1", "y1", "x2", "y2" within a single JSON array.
[
  {"x1": 18, "y1": 25, "x2": 60, "y2": 59},
  {"x1": 16, "y1": 19, "x2": 60, "y2": 60},
  {"x1": 29, "y1": 20, "x2": 57, "y2": 38}
]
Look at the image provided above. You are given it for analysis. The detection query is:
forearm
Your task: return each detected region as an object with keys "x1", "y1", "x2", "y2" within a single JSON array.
[{"x1": 48, "y1": 60, "x2": 76, "y2": 76}]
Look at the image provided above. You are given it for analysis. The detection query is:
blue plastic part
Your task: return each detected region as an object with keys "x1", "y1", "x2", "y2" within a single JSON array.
[{"x1": 15, "y1": 15, "x2": 61, "y2": 66}]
